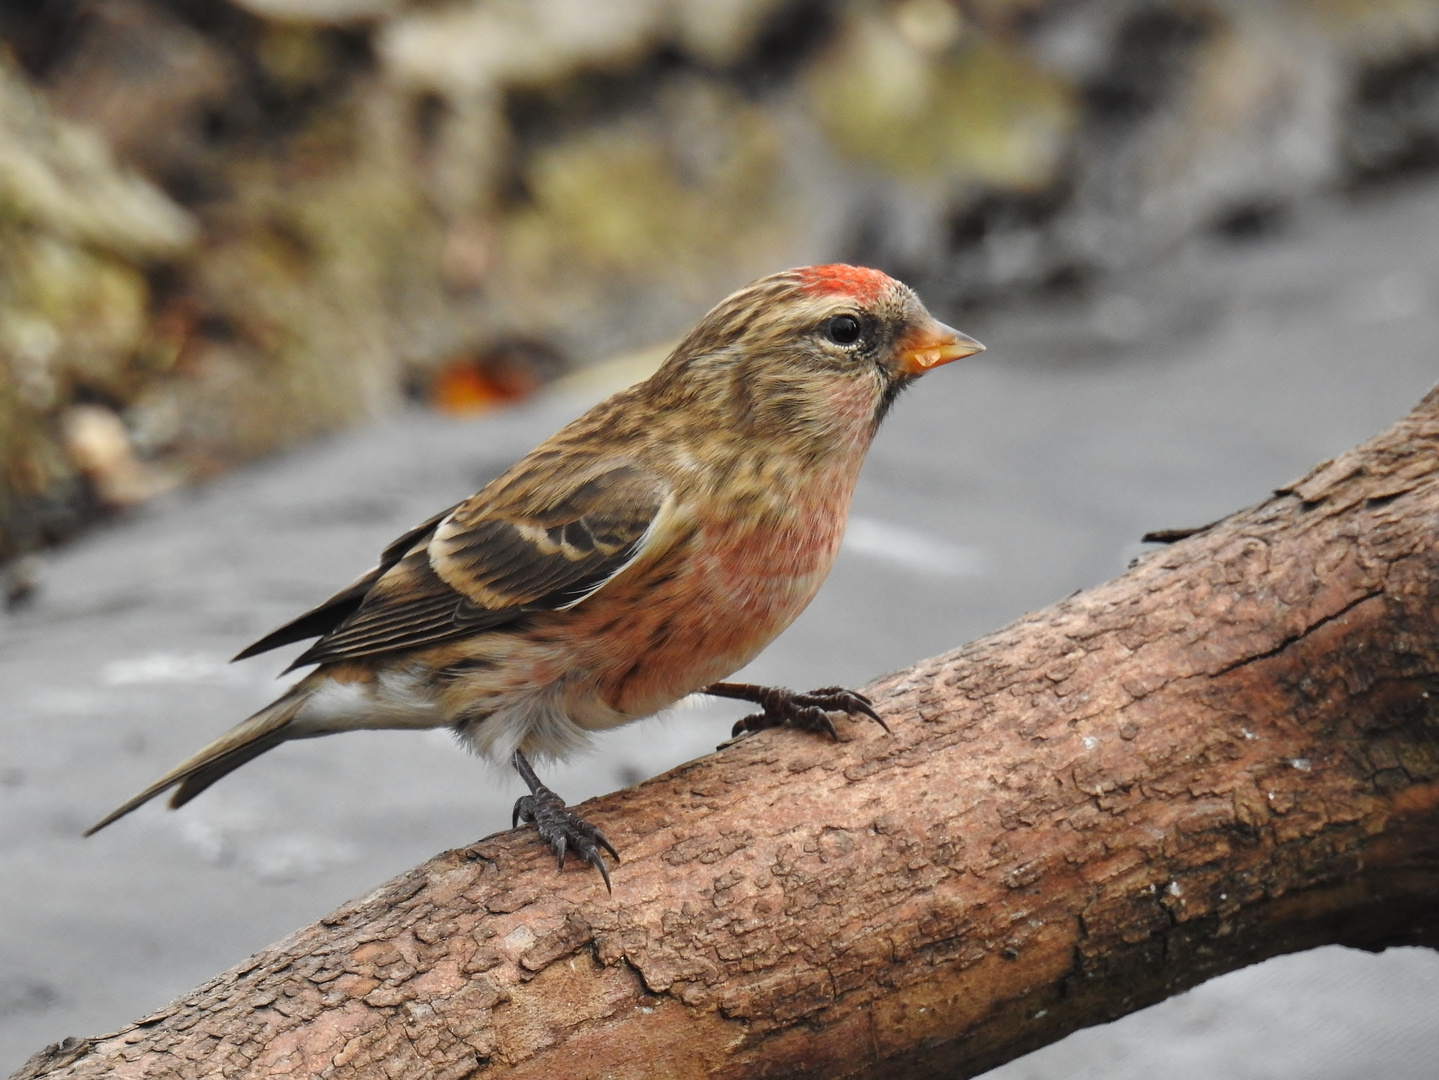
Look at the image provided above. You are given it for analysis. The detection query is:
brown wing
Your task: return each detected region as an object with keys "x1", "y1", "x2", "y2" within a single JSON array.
[
  {"x1": 232, "y1": 503, "x2": 461, "y2": 662},
  {"x1": 429, "y1": 466, "x2": 669, "y2": 609},
  {"x1": 266, "y1": 464, "x2": 667, "y2": 671}
]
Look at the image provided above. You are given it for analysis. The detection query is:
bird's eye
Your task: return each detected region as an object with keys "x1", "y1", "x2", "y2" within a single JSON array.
[{"x1": 824, "y1": 314, "x2": 862, "y2": 346}]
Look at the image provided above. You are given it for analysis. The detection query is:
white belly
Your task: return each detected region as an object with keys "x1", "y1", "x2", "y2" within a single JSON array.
[{"x1": 291, "y1": 664, "x2": 615, "y2": 764}]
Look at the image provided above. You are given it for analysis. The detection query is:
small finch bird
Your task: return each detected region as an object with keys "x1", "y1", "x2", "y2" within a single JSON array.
[{"x1": 87, "y1": 265, "x2": 983, "y2": 888}]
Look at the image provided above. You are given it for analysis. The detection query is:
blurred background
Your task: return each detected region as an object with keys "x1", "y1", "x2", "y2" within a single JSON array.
[{"x1": 4, "y1": 0, "x2": 1439, "y2": 1075}]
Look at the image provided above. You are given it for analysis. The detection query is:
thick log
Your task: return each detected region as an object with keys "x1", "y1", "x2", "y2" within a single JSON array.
[{"x1": 16, "y1": 387, "x2": 1439, "y2": 1080}]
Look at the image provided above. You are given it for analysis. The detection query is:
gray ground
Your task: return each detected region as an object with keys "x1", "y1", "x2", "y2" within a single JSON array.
[{"x1": 4, "y1": 177, "x2": 1439, "y2": 1077}]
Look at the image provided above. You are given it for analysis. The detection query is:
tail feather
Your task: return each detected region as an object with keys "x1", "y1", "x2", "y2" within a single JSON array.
[
  {"x1": 85, "y1": 691, "x2": 311, "y2": 836},
  {"x1": 168, "y1": 728, "x2": 292, "y2": 810}
]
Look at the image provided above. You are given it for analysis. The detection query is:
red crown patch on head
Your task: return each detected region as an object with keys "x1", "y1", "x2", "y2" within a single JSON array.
[{"x1": 796, "y1": 264, "x2": 894, "y2": 305}]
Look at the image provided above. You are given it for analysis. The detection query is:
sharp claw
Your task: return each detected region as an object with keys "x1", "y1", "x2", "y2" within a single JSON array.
[
  {"x1": 853, "y1": 699, "x2": 887, "y2": 726},
  {"x1": 510, "y1": 750, "x2": 618, "y2": 889},
  {"x1": 820, "y1": 690, "x2": 887, "y2": 732},
  {"x1": 594, "y1": 829, "x2": 620, "y2": 863},
  {"x1": 588, "y1": 847, "x2": 613, "y2": 893}
]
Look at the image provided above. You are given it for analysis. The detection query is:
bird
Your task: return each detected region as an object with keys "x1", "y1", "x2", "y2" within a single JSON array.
[{"x1": 86, "y1": 264, "x2": 984, "y2": 889}]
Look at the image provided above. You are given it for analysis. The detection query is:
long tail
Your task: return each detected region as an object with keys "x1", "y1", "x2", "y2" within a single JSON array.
[{"x1": 84, "y1": 688, "x2": 313, "y2": 836}]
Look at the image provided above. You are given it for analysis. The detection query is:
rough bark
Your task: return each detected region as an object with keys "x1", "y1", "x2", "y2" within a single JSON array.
[{"x1": 17, "y1": 386, "x2": 1439, "y2": 1080}]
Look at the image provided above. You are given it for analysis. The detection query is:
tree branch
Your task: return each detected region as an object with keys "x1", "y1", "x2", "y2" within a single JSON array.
[{"x1": 16, "y1": 387, "x2": 1439, "y2": 1080}]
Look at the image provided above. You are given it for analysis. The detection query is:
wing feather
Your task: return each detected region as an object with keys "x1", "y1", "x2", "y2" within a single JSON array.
[
  {"x1": 256, "y1": 464, "x2": 666, "y2": 670},
  {"x1": 233, "y1": 503, "x2": 461, "y2": 662},
  {"x1": 429, "y1": 464, "x2": 666, "y2": 610}
]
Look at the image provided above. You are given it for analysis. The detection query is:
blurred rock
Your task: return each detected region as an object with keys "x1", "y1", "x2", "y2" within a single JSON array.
[
  {"x1": 1345, "y1": 23, "x2": 1439, "y2": 175},
  {"x1": 0, "y1": 49, "x2": 194, "y2": 558},
  {"x1": 43, "y1": 0, "x2": 240, "y2": 198},
  {"x1": 492, "y1": 76, "x2": 806, "y2": 356},
  {"x1": 805, "y1": 6, "x2": 1074, "y2": 187},
  {"x1": 61, "y1": 404, "x2": 180, "y2": 508},
  {"x1": 1, "y1": 553, "x2": 42, "y2": 611},
  {"x1": 915, "y1": 0, "x2": 1439, "y2": 302},
  {"x1": 6, "y1": 0, "x2": 1439, "y2": 560},
  {"x1": 1051, "y1": 3, "x2": 1342, "y2": 274},
  {"x1": 674, "y1": 0, "x2": 797, "y2": 67},
  {"x1": 0, "y1": 41, "x2": 196, "y2": 256}
]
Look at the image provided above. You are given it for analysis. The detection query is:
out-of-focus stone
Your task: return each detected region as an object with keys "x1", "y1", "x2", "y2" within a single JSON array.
[
  {"x1": 379, "y1": 0, "x2": 665, "y2": 99},
  {"x1": 61, "y1": 404, "x2": 179, "y2": 508},
  {"x1": 375, "y1": 0, "x2": 667, "y2": 222},
  {"x1": 805, "y1": 6, "x2": 1076, "y2": 187},
  {"x1": 1142, "y1": 9, "x2": 1341, "y2": 234},
  {"x1": 492, "y1": 77, "x2": 805, "y2": 358},
  {"x1": 9, "y1": 0, "x2": 1439, "y2": 563},
  {"x1": 893, "y1": 0, "x2": 967, "y2": 55},
  {"x1": 43, "y1": 0, "x2": 239, "y2": 193},
  {"x1": 672, "y1": 0, "x2": 795, "y2": 67},
  {"x1": 1060, "y1": 4, "x2": 1344, "y2": 269},
  {"x1": 1303, "y1": 0, "x2": 1439, "y2": 61},
  {"x1": 237, "y1": 0, "x2": 405, "y2": 20},
  {"x1": 0, "y1": 52, "x2": 194, "y2": 558},
  {"x1": 0, "y1": 48, "x2": 195, "y2": 257}
]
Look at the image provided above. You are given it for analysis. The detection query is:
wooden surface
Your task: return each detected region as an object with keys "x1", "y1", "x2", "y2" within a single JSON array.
[{"x1": 16, "y1": 386, "x2": 1439, "y2": 1079}]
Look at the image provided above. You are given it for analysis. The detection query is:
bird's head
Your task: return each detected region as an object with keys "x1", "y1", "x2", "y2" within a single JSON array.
[{"x1": 649, "y1": 265, "x2": 983, "y2": 453}]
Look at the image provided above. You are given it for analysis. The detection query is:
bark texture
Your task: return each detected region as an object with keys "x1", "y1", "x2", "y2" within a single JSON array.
[{"x1": 17, "y1": 387, "x2": 1439, "y2": 1080}]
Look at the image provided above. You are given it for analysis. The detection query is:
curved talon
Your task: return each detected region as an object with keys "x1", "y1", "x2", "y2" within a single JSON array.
[
  {"x1": 797, "y1": 687, "x2": 889, "y2": 731},
  {"x1": 594, "y1": 830, "x2": 620, "y2": 863},
  {"x1": 795, "y1": 706, "x2": 840, "y2": 739},
  {"x1": 585, "y1": 843, "x2": 614, "y2": 892}
]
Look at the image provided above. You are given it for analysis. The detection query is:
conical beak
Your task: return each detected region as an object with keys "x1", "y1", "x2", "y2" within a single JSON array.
[{"x1": 897, "y1": 319, "x2": 985, "y2": 375}]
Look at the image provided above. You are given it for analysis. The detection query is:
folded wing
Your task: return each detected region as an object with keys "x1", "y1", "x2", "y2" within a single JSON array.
[{"x1": 235, "y1": 464, "x2": 668, "y2": 671}]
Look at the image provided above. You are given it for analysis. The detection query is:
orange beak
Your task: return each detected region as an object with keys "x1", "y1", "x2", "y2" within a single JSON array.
[{"x1": 897, "y1": 320, "x2": 985, "y2": 375}]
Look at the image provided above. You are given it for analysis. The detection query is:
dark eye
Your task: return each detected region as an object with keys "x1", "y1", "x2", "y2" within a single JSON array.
[{"x1": 824, "y1": 314, "x2": 862, "y2": 346}]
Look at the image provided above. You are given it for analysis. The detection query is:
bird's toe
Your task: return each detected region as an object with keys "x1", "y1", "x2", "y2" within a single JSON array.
[
  {"x1": 797, "y1": 686, "x2": 888, "y2": 731},
  {"x1": 519, "y1": 795, "x2": 619, "y2": 892}
]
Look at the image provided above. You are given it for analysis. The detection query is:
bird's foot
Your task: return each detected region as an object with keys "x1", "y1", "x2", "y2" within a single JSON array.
[
  {"x1": 511, "y1": 750, "x2": 619, "y2": 892},
  {"x1": 704, "y1": 682, "x2": 889, "y2": 741}
]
